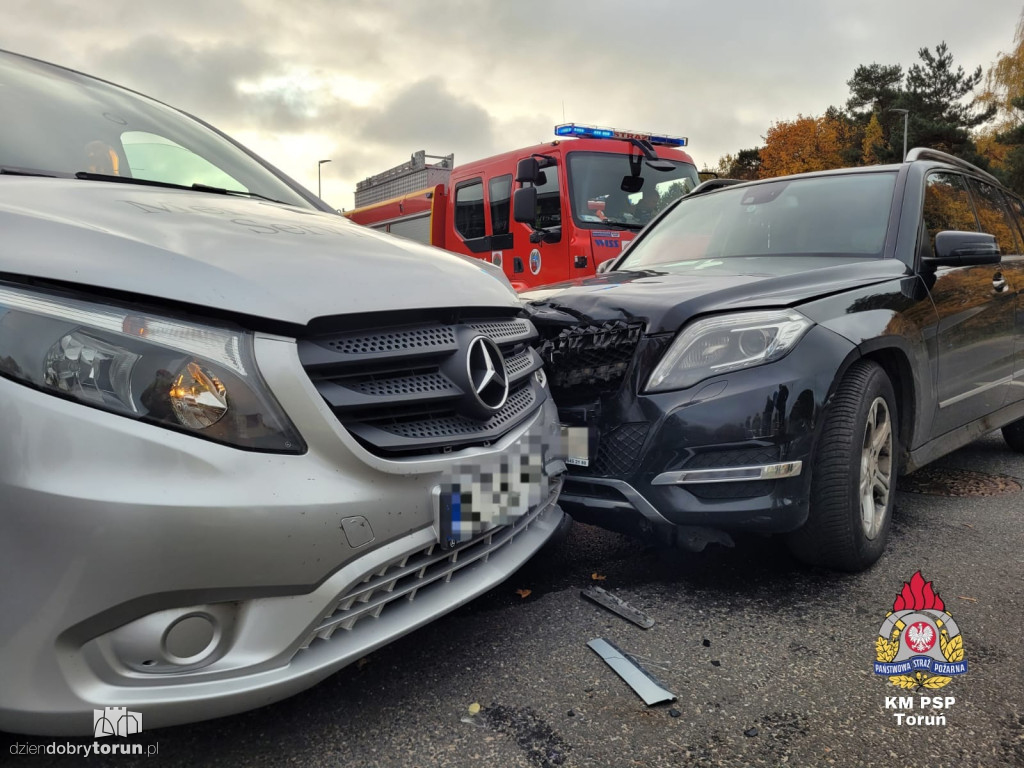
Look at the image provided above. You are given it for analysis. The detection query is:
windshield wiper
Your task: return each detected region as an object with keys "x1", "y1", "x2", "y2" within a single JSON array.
[
  {"x1": 1, "y1": 166, "x2": 62, "y2": 177},
  {"x1": 75, "y1": 172, "x2": 288, "y2": 205},
  {"x1": 189, "y1": 183, "x2": 288, "y2": 205},
  {"x1": 598, "y1": 219, "x2": 643, "y2": 230}
]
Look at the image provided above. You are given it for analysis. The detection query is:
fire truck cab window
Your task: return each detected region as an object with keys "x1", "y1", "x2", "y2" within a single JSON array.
[
  {"x1": 489, "y1": 174, "x2": 512, "y2": 236},
  {"x1": 455, "y1": 179, "x2": 485, "y2": 240},
  {"x1": 535, "y1": 166, "x2": 561, "y2": 229}
]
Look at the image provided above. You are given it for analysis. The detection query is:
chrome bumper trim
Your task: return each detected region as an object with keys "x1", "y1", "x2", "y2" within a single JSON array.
[{"x1": 651, "y1": 461, "x2": 803, "y2": 486}]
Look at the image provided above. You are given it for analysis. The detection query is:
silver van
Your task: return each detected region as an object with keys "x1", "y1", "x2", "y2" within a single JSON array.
[{"x1": 0, "y1": 50, "x2": 566, "y2": 736}]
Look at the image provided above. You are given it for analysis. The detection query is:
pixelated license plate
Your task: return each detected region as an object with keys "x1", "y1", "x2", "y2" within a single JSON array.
[
  {"x1": 435, "y1": 434, "x2": 547, "y2": 547},
  {"x1": 560, "y1": 424, "x2": 590, "y2": 468}
]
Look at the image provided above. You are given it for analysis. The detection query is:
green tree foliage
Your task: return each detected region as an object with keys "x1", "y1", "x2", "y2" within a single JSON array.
[
  {"x1": 903, "y1": 43, "x2": 995, "y2": 157},
  {"x1": 846, "y1": 64, "x2": 905, "y2": 163},
  {"x1": 715, "y1": 147, "x2": 762, "y2": 180}
]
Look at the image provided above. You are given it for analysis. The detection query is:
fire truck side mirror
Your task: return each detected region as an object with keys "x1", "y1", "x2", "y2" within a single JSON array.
[
  {"x1": 515, "y1": 157, "x2": 541, "y2": 184},
  {"x1": 513, "y1": 186, "x2": 538, "y2": 225}
]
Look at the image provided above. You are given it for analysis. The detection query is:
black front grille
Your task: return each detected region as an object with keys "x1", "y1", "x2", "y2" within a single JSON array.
[
  {"x1": 589, "y1": 422, "x2": 650, "y2": 477},
  {"x1": 683, "y1": 445, "x2": 781, "y2": 469},
  {"x1": 361, "y1": 383, "x2": 537, "y2": 442},
  {"x1": 324, "y1": 326, "x2": 457, "y2": 355},
  {"x1": 298, "y1": 314, "x2": 546, "y2": 457},
  {"x1": 688, "y1": 482, "x2": 774, "y2": 500},
  {"x1": 537, "y1": 320, "x2": 643, "y2": 402}
]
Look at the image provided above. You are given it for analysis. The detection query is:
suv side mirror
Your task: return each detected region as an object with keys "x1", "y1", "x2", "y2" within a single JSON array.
[
  {"x1": 596, "y1": 258, "x2": 616, "y2": 274},
  {"x1": 513, "y1": 186, "x2": 537, "y2": 225},
  {"x1": 924, "y1": 231, "x2": 1000, "y2": 268}
]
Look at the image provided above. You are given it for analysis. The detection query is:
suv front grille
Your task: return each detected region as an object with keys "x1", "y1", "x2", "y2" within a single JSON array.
[
  {"x1": 537, "y1": 320, "x2": 642, "y2": 402},
  {"x1": 298, "y1": 314, "x2": 546, "y2": 457}
]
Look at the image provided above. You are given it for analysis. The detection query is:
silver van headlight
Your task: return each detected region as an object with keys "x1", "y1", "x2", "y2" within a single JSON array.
[{"x1": 0, "y1": 284, "x2": 304, "y2": 453}]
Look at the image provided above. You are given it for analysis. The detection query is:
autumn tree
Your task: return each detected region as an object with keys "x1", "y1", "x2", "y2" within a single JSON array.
[
  {"x1": 861, "y1": 113, "x2": 887, "y2": 164},
  {"x1": 977, "y1": 12, "x2": 1024, "y2": 194},
  {"x1": 758, "y1": 114, "x2": 850, "y2": 178},
  {"x1": 979, "y1": 14, "x2": 1024, "y2": 134}
]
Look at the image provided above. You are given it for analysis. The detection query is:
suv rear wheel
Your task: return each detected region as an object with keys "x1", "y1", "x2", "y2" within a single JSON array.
[{"x1": 787, "y1": 360, "x2": 898, "y2": 571}]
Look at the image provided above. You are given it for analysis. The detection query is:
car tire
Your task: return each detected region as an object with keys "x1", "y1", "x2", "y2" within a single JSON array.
[
  {"x1": 1001, "y1": 417, "x2": 1024, "y2": 453},
  {"x1": 787, "y1": 360, "x2": 898, "y2": 572}
]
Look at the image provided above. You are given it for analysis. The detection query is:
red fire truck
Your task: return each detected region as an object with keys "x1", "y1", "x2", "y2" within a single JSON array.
[{"x1": 344, "y1": 124, "x2": 701, "y2": 290}]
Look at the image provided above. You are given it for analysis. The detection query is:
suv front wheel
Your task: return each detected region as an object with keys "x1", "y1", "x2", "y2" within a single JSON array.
[{"x1": 787, "y1": 360, "x2": 898, "y2": 572}]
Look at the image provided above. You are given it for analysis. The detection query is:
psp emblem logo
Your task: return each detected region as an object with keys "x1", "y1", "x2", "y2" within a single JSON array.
[
  {"x1": 528, "y1": 248, "x2": 542, "y2": 275},
  {"x1": 874, "y1": 571, "x2": 968, "y2": 690}
]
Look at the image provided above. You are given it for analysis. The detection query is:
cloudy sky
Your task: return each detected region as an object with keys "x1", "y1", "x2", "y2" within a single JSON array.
[{"x1": 3, "y1": 1, "x2": 1022, "y2": 209}]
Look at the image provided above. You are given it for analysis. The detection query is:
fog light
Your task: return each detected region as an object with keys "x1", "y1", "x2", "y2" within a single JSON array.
[{"x1": 163, "y1": 614, "x2": 217, "y2": 662}]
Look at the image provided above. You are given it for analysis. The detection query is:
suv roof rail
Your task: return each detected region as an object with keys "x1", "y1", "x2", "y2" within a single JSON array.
[{"x1": 905, "y1": 147, "x2": 1001, "y2": 186}]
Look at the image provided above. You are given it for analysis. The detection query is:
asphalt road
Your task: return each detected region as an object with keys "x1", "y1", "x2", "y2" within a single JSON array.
[{"x1": 4, "y1": 432, "x2": 1023, "y2": 768}]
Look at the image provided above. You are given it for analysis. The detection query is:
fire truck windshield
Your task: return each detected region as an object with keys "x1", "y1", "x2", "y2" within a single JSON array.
[{"x1": 567, "y1": 151, "x2": 700, "y2": 229}]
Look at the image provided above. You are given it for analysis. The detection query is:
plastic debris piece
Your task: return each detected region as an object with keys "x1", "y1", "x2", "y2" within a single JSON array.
[
  {"x1": 669, "y1": 708, "x2": 681, "y2": 718},
  {"x1": 515, "y1": 589, "x2": 532, "y2": 599},
  {"x1": 581, "y1": 586, "x2": 655, "y2": 629},
  {"x1": 702, "y1": 638, "x2": 711, "y2": 647},
  {"x1": 587, "y1": 638, "x2": 676, "y2": 706},
  {"x1": 468, "y1": 702, "x2": 481, "y2": 715},
  {"x1": 744, "y1": 727, "x2": 759, "y2": 737},
  {"x1": 711, "y1": 660, "x2": 721, "y2": 667},
  {"x1": 591, "y1": 572, "x2": 607, "y2": 581}
]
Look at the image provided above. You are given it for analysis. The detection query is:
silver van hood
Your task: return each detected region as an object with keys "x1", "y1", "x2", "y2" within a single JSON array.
[{"x1": 0, "y1": 179, "x2": 519, "y2": 324}]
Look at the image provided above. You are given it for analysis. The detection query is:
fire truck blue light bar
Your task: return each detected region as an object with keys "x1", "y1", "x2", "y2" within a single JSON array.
[{"x1": 554, "y1": 123, "x2": 688, "y2": 147}]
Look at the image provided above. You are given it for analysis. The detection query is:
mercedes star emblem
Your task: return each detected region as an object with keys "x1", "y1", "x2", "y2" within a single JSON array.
[{"x1": 466, "y1": 335, "x2": 509, "y2": 414}]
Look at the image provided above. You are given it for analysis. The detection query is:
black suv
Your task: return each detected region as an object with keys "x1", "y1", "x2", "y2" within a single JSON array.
[{"x1": 525, "y1": 149, "x2": 1024, "y2": 571}]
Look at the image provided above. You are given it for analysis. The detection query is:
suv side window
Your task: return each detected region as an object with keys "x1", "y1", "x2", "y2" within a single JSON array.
[
  {"x1": 922, "y1": 172, "x2": 977, "y2": 251},
  {"x1": 454, "y1": 179, "x2": 485, "y2": 240},
  {"x1": 968, "y1": 179, "x2": 1020, "y2": 255},
  {"x1": 998, "y1": 190, "x2": 1024, "y2": 253}
]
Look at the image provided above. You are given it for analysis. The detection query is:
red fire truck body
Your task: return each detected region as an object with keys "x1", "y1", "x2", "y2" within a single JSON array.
[{"x1": 345, "y1": 125, "x2": 701, "y2": 290}]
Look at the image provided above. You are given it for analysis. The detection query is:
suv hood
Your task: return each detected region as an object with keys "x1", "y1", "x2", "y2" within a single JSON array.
[
  {"x1": 523, "y1": 256, "x2": 911, "y2": 333},
  {"x1": 0, "y1": 179, "x2": 519, "y2": 324}
]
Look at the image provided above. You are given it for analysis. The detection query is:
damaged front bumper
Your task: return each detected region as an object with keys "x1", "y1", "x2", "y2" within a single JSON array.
[{"x1": 545, "y1": 324, "x2": 856, "y2": 548}]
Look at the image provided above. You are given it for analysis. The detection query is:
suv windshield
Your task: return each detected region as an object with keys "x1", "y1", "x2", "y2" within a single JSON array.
[
  {"x1": 0, "y1": 52, "x2": 316, "y2": 209},
  {"x1": 620, "y1": 171, "x2": 898, "y2": 269},
  {"x1": 567, "y1": 151, "x2": 700, "y2": 229}
]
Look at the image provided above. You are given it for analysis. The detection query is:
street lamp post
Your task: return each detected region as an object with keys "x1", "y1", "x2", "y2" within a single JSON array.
[
  {"x1": 318, "y1": 159, "x2": 332, "y2": 198},
  {"x1": 889, "y1": 109, "x2": 909, "y2": 161}
]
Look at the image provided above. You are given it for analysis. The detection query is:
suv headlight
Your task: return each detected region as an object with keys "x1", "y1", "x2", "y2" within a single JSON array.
[
  {"x1": 646, "y1": 309, "x2": 814, "y2": 393},
  {"x1": 0, "y1": 284, "x2": 304, "y2": 453}
]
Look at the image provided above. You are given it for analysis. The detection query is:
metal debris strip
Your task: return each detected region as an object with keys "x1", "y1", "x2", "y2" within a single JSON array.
[
  {"x1": 581, "y1": 586, "x2": 655, "y2": 629},
  {"x1": 587, "y1": 638, "x2": 676, "y2": 706}
]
